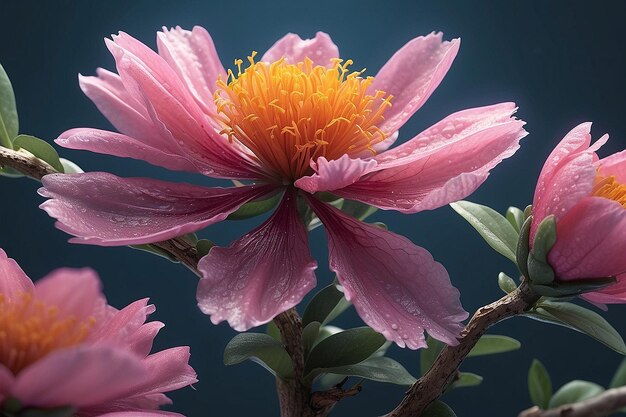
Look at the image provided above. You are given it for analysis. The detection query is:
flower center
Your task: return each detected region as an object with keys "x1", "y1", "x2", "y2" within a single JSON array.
[
  {"x1": 214, "y1": 52, "x2": 392, "y2": 181},
  {"x1": 0, "y1": 292, "x2": 95, "y2": 374},
  {"x1": 593, "y1": 174, "x2": 626, "y2": 208}
]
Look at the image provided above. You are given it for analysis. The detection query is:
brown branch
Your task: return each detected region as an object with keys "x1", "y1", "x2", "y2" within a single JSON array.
[
  {"x1": 0, "y1": 146, "x2": 56, "y2": 179},
  {"x1": 519, "y1": 386, "x2": 626, "y2": 417},
  {"x1": 384, "y1": 280, "x2": 540, "y2": 417}
]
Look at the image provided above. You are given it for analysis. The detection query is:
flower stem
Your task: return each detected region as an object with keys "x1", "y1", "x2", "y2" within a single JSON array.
[{"x1": 384, "y1": 280, "x2": 540, "y2": 417}]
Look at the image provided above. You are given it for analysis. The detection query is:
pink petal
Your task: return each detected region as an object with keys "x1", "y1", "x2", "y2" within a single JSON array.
[
  {"x1": 261, "y1": 32, "x2": 339, "y2": 67},
  {"x1": 370, "y1": 33, "x2": 460, "y2": 135},
  {"x1": 306, "y1": 196, "x2": 468, "y2": 349},
  {"x1": 531, "y1": 123, "x2": 607, "y2": 242},
  {"x1": 107, "y1": 32, "x2": 263, "y2": 179},
  {"x1": 39, "y1": 172, "x2": 275, "y2": 246},
  {"x1": 599, "y1": 148, "x2": 626, "y2": 183},
  {"x1": 294, "y1": 155, "x2": 378, "y2": 193},
  {"x1": 97, "y1": 412, "x2": 184, "y2": 417},
  {"x1": 334, "y1": 104, "x2": 527, "y2": 212},
  {"x1": 157, "y1": 26, "x2": 226, "y2": 116},
  {"x1": 548, "y1": 196, "x2": 626, "y2": 280},
  {"x1": 34, "y1": 267, "x2": 105, "y2": 320},
  {"x1": 124, "y1": 347, "x2": 197, "y2": 397},
  {"x1": 197, "y1": 192, "x2": 317, "y2": 331},
  {"x1": 0, "y1": 248, "x2": 34, "y2": 297},
  {"x1": 12, "y1": 346, "x2": 148, "y2": 408},
  {"x1": 57, "y1": 128, "x2": 203, "y2": 173},
  {"x1": 78, "y1": 69, "x2": 160, "y2": 143},
  {"x1": 582, "y1": 273, "x2": 626, "y2": 305}
]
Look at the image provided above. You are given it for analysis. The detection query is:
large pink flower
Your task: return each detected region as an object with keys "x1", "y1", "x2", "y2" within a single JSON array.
[
  {"x1": 531, "y1": 123, "x2": 626, "y2": 304},
  {"x1": 40, "y1": 27, "x2": 527, "y2": 349},
  {"x1": 0, "y1": 249, "x2": 196, "y2": 416}
]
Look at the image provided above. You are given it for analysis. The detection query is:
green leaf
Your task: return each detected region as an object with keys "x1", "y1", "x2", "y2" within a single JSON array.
[
  {"x1": 517, "y1": 216, "x2": 532, "y2": 278},
  {"x1": 422, "y1": 401, "x2": 457, "y2": 417},
  {"x1": 450, "y1": 200, "x2": 519, "y2": 262},
  {"x1": 317, "y1": 356, "x2": 417, "y2": 386},
  {"x1": 227, "y1": 192, "x2": 281, "y2": 220},
  {"x1": 536, "y1": 301, "x2": 626, "y2": 354},
  {"x1": 302, "y1": 283, "x2": 350, "y2": 326},
  {"x1": 532, "y1": 215, "x2": 557, "y2": 263},
  {"x1": 527, "y1": 254, "x2": 555, "y2": 285},
  {"x1": 528, "y1": 359, "x2": 552, "y2": 409},
  {"x1": 302, "y1": 321, "x2": 321, "y2": 354},
  {"x1": 549, "y1": 380, "x2": 604, "y2": 408},
  {"x1": 224, "y1": 333, "x2": 294, "y2": 379},
  {"x1": 0, "y1": 63, "x2": 18, "y2": 148},
  {"x1": 13, "y1": 135, "x2": 63, "y2": 172},
  {"x1": 304, "y1": 327, "x2": 386, "y2": 377},
  {"x1": 196, "y1": 239, "x2": 214, "y2": 258},
  {"x1": 498, "y1": 272, "x2": 518, "y2": 294},
  {"x1": 448, "y1": 372, "x2": 483, "y2": 390},
  {"x1": 531, "y1": 277, "x2": 616, "y2": 298},
  {"x1": 610, "y1": 357, "x2": 626, "y2": 388},
  {"x1": 59, "y1": 158, "x2": 83, "y2": 174},
  {"x1": 129, "y1": 244, "x2": 179, "y2": 262},
  {"x1": 467, "y1": 334, "x2": 521, "y2": 357},
  {"x1": 420, "y1": 336, "x2": 445, "y2": 375},
  {"x1": 0, "y1": 166, "x2": 24, "y2": 178},
  {"x1": 266, "y1": 321, "x2": 281, "y2": 342},
  {"x1": 339, "y1": 199, "x2": 378, "y2": 221},
  {"x1": 506, "y1": 206, "x2": 525, "y2": 232}
]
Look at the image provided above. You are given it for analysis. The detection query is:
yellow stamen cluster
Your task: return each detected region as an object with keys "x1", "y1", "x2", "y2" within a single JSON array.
[
  {"x1": 593, "y1": 175, "x2": 626, "y2": 208},
  {"x1": 214, "y1": 52, "x2": 392, "y2": 181},
  {"x1": 0, "y1": 292, "x2": 95, "y2": 374}
]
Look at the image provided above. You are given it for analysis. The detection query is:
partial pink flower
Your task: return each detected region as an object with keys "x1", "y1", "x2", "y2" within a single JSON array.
[
  {"x1": 40, "y1": 26, "x2": 527, "y2": 349},
  {"x1": 0, "y1": 249, "x2": 196, "y2": 416},
  {"x1": 531, "y1": 123, "x2": 626, "y2": 304}
]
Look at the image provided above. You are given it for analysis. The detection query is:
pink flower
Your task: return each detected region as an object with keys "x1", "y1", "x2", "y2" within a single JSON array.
[
  {"x1": 531, "y1": 122, "x2": 626, "y2": 304},
  {"x1": 40, "y1": 27, "x2": 527, "y2": 349},
  {"x1": 0, "y1": 249, "x2": 196, "y2": 416}
]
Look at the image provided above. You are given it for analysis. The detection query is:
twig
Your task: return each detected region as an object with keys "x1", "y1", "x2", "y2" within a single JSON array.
[
  {"x1": 0, "y1": 147, "x2": 56, "y2": 179},
  {"x1": 384, "y1": 280, "x2": 540, "y2": 417},
  {"x1": 518, "y1": 386, "x2": 626, "y2": 417}
]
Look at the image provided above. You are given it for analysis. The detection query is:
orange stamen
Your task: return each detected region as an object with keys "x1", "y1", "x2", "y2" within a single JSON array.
[
  {"x1": 0, "y1": 292, "x2": 96, "y2": 374},
  {"x1": 214, "y1": 53, "x2": 392, "y2": 181},
  {"x1": 593, "y1": 174, "x2": 626, "y2": 208}
]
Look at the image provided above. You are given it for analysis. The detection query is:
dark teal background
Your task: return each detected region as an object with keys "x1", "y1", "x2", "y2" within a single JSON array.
[{"x1": 1, "y1": 1, "x2": 626, "y2": 416}]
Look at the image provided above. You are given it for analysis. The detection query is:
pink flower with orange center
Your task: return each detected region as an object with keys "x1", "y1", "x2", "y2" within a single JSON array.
[
  {"x1": 0, "y1": 249, "x2": 196, "y2": 416},
  {"x1": 40, "y1": 27, "x2": 527, "y2": 349},
  {"x1": 531, "y1": 123, "x2": 626, "y2": 305}
]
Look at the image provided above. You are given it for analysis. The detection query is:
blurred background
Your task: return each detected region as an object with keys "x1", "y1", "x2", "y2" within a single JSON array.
[{"x1": 1, "y1": 1, "x2": 625, "y2": 415}]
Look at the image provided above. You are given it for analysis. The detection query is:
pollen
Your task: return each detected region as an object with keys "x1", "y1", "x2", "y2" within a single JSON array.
[
  {"x1": 593, "y1": 174, "x2": 626, "y2": 208},
  {"x1": 214, "y1": 52, "x2": 393, "y2": 181},
  {"x1": 0, "y1": 292, "x2": 96, "y2": 374}
]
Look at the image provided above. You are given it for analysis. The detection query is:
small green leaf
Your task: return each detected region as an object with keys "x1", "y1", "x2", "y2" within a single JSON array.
[
  {"x1": 302, "y1": 283, "x2": 350, "y2": 326},
  {"x1": 517, "y1": 216, "x2": 532, "y2": 278},
  {"x1": 549, "y1": 380, "x2": 604, "y2": 408},
  {"x1": 302, "y1": 321, "x2": 321, "y2": 354},
  {"x1": 316, "y1": 356, "x2": 417, "y2": 385},
  {"x1": 450, "y1": 200, "x2": 519, "y2": 262},
  {"x1": 227, "y1": 192, "x2": 281, "y2": 220},
  {"x1": 304, "y1": 327, "x2": 386, "y2": 377},
  {"x1": 498, "y1": 272, "x2": 518, "y2": 294},
  {"x1": 531, "y1": 277, "x2": 616, "y2": 298},
  {"x1": 13, "y1": 135, "x2": 63, "y2": 172},
  {"x1": 224, "y1": 333, "x2": 294, "y2": 379},
  {"x1": 524, "y1": 205, "x2": 533, "y2": 219},
  {"x1": 59, "y1": 158, "x2": 83, "y2": 174},
  {"x1": 196, "y1": 239, "x2": 214, "y2": 258},
  {"x1": 339, "y1": 199, "x2": 378, "y2": 221},
  {"x1": 0, "y1": 166, "x2": 24, "y2": 178},
  {"x1": 527, "y1": 254, "x2": 555, "y2": 285},
  {"x1": 129, "y1": 244, "x2": 179, "y2": 262},
  {"x1": 467, "y1": 334, "x2": 521, "y2": 357},
  {"x1": 266, "y1": 320, "x2": 281, "y2": 342},
  {"x1": 536, "y1": 301, "x2": 626, "y2": 354},
  {"x1": 528, "y1": 359, "x2": 552, "y2": 409},
  {"x1": 506, "y1": 206, "x2": 525, "y2": 232},
  {"x1": 420, "y1": 336, "x2": 445, "y2": 375},
  {"x1": 448, "y1": 372, "x2": 483, "y2": 390},
  {"x1": 532, "y1": 215, "x2": 557, "y2": 263},
  {"x1": 0, "y1": 63, "x2": 18, "y2": 148},
  {"x1": 422, "y1": 401, "x2": 457, "y2": 417},
  {"x1": 611, "y1": 357, "x2": 626, "y2": 388}
]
